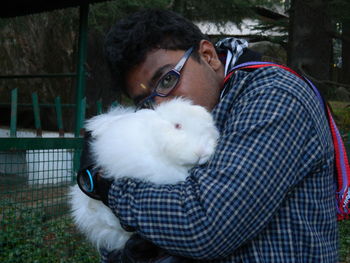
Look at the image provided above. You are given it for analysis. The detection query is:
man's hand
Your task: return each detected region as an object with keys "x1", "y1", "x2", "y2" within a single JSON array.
[{"x1": 107, "y1": 234, "x2": 191, "y2": 263}]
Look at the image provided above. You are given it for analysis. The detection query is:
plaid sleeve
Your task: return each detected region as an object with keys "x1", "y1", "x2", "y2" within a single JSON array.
[{"x1": 107, "y1": 69, "x2": 326, "y2": 260}]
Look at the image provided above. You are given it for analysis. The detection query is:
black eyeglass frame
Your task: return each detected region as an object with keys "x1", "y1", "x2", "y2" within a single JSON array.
[{"x1": 136, "y1": 47, "x2": 194, "y2": 110}]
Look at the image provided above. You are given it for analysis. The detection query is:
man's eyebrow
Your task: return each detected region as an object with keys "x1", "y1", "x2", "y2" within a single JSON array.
[{"x1": 148, "y1": 64, "x2": 173, "y2": 88}]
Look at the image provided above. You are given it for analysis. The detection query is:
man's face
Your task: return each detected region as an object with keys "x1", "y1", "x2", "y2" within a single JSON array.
[{"x1": 125, "y1": 40, "x2": 225, "y2": 111}]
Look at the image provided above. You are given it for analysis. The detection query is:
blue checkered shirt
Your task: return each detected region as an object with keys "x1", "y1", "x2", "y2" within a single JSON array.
[{"x1": 102, "y1": 66, "x2": 338, "y2": 262}]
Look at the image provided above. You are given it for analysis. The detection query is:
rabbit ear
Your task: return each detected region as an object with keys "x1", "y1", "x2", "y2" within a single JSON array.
[{"x1": 85, "y1": 107, "x2": 130, "y2": 137}]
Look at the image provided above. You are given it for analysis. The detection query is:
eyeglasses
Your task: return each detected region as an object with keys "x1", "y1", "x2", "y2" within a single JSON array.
[{"x1": 136, "y1": 47, "x2": 194, "y2": 110}]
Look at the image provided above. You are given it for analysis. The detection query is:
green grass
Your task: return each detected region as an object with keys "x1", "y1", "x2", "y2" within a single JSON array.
[
  {"x1": 0, "y1": 206, "x2": 99, "y2": 263},
  {"x1": 0, "y1": 206, "x2": 349, "y2": 262},
  {"x1": 339, "y1": 220, "x2": 350, "y2": 263}
]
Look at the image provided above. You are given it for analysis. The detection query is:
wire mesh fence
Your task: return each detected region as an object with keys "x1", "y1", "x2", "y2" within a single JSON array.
[
  {"x1": 0, "y1": 148, "x2": 99, "y2": 262},
  {"x1": 1, "y1": 149, "x2": 73, "y2": 216}
]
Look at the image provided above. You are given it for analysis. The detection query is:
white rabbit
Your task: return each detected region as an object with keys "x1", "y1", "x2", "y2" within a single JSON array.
[{"x1": 69, "y1": 98, "x2": 219, "y2": 251}]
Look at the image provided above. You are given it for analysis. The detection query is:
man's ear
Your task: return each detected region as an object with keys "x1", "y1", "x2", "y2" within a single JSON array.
[{"x1": 198, "y1": 40, "x2": 222, "y2": 72}]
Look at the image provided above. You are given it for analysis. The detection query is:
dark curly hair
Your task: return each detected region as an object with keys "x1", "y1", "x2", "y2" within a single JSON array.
[{"x1": 104, "y1": 9, "x2": 209, "y2": 95}]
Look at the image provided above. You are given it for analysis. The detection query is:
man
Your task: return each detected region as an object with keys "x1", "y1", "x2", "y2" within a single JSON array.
[{"x1": 86, "y1": 8, "x2": 338, "y2": 262}]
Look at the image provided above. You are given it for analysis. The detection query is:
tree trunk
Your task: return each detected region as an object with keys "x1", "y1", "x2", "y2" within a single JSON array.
[
  {"x1": 288, "y1": 0, "x2": 333, "y2": 95},
  {"x1": 342, "y1": 19, "x2": 350, "y2": 85}
]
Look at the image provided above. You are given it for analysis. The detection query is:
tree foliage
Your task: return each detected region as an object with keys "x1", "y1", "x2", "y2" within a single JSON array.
[
  {"x1": 89, "y1": 0, "x2": 171, "y2": 33},
  {"x1": 172, "y1": 0, "x2": 256, "y2": 23},
  {"x1": 88, "y1": 0, "x2": 279, "y2": 30},
  {"x1": 1, "y1": 0, "x2": 349, "y2": 131}
]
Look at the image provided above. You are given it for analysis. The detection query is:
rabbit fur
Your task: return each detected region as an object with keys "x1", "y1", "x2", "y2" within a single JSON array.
[{"x1": 69, "y1": 98, "x2": 219, "y2": 251}]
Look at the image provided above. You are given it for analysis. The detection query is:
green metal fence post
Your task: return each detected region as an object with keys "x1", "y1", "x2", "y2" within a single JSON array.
[
  {"x1": 96, "y1": 99, "x2": 102, "y2": 115},
  {"x1": 10, "y1": 88, "x2": 18, "y2": 137},
  {"x1": 73, "y1": 97, "x2": 87, "y2": 181},
  {"x1": 55, "y1": 96, "x2": 64, "y2": 137},
  {"x1": 74, "y1": 3, "x2": 89, "y2": 138},
  {"x1": 79, "y1": 97, "x2": 87, "y2": 136},
  {"x1": 32, "y1": 93, "x2": 42, "y2": 137},
  {"x1": 111, "y1": 101, "x2": 119, "y2": 108}
]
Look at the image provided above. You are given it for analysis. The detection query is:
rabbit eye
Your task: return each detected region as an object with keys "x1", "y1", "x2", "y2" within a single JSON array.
[{"x1": 174, "y1": 123, "x2": 182, "y2": 129}]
